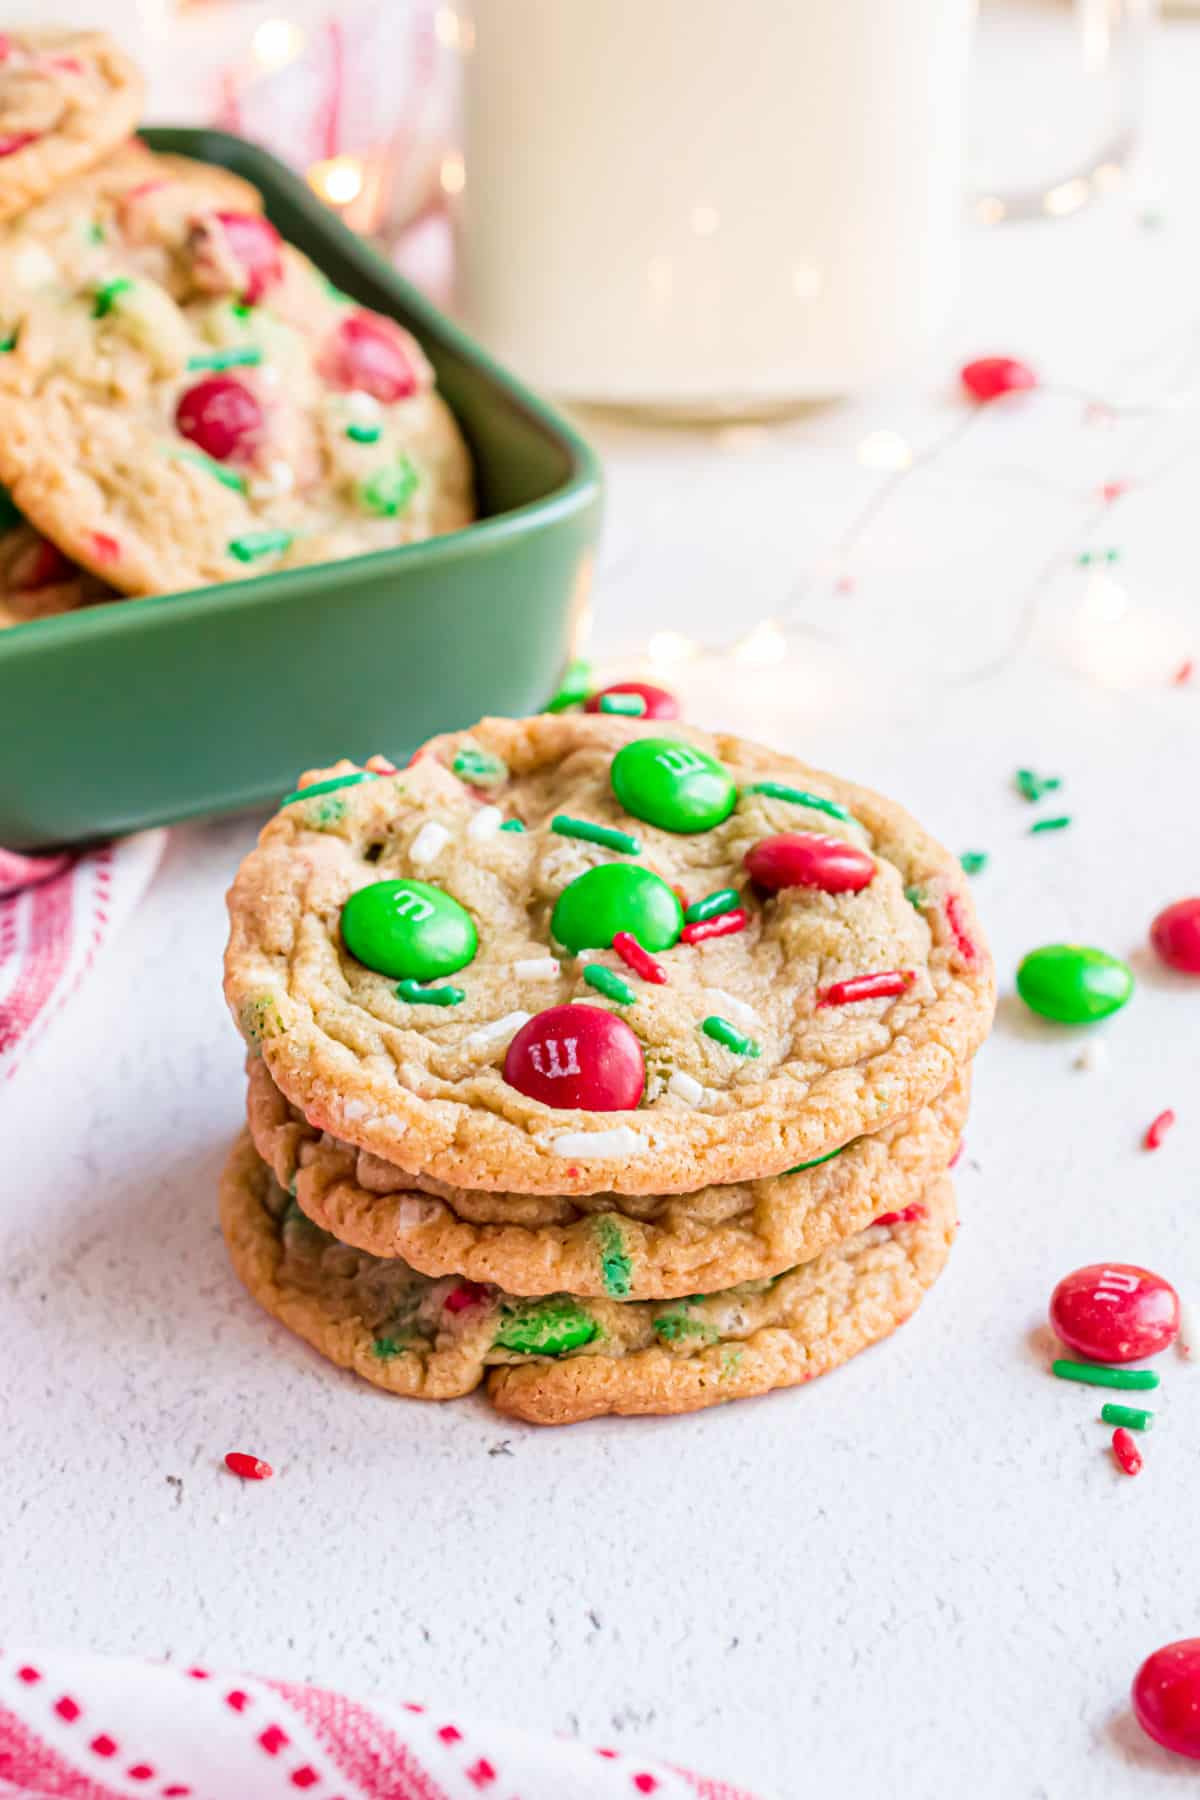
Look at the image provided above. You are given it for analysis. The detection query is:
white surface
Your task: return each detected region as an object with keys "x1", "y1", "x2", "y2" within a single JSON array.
[{"x1": 6, "y1": 28, "x2": 1200, "y2": 1800}]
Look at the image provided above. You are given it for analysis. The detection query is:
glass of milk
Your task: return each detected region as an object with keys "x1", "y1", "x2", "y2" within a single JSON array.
[{"x1": 454, "y1": 0, "x2": 973, "y2": 415}]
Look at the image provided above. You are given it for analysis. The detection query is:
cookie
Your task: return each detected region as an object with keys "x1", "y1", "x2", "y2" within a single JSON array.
[
  {"x1": 245, "y1": 1054, "x2": 969, "y2": 1298},
  {"x1": 0, "y1": 164, "x2": 473, "y2": 595},
  {"x1": 0, "y1": 517, "x2": 113, "y2": 627},
  {"x1": 0, "y1": 30, "x2": 143, "y2": 223},
  {"x1": 224, "y1": 715, "x2": 994, "y2": 1195},
  {"x1": 220, "y1": 1131, "x2": 956, "y2": 1424}
]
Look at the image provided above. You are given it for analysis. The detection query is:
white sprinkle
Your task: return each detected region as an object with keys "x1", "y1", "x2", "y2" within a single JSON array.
[
  {"x1": 551, "y1": 1127, "x2": 646, "y2": 1159},
  {"x1": 410, "y1": 820, "x2": 450, "y2": 866},
  {"x1": 14, "y1": 244, "x2": 56, "y2": 287},
  {"x1": 575, "y1": 948, "x2": 598, "y2": 962},
  {"x1": 467, "y1": 805, "x2": 503, "y2": 841},
  {"x1": 465, "y1": 1010, "x2": 530, "y2": 1050},
  {"x1": 248, "y1": 457, "x2": 294, "y2": 500},
  {"x1": 341, "y1": 1097, "x2": 368, "y2": 1121},
  {"x1": 347, "y1": 387, "x2": 383, "y2": 420},
  {"x1": 394, "y1": 1197, "x2": 440, "y2": 1228},
  {"x1": 705, "y1": 988, "x2": 759, "y2": 1030},
  {"x1": 258, "y1": 363, "x2": 282, "y2": 389},
  {"x1": 1073, "y1": 1039, "x2": 1109, "y2": 1072},
  {"x1": 668, "y1": 1070, "x2": 705, "y2": 1106},
  {"x1": 515, "y1": 957, "x2": 559, "y2": 980}
]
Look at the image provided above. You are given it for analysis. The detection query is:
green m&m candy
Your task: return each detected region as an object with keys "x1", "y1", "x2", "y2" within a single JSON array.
[
  {"x1": 494, "y1": 1297, "x2": 598, "y2": 1356},
  {"x1": 341, "y1": 879, "x2": 476, "y2": 980},
  {"x1": 610, "y1": 738, "x2": 737, "y2": 834},
  {"x1": 551, "y1": 863, "x2": 683, "y2": 953},
  {"x1": 1016, "y1": 943, "x2": 1133, "y2": 1024}
]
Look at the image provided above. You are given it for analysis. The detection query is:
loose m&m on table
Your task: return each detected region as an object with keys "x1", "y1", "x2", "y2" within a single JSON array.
[
  {"x1": 1015, "y1": 944, "x2": 1133, "y2": 1024},
  {"x1": 1150, "y1": 897, "x2": 1200, "y2": 974},
  {"x1": 1049, "y1": 1263, "x2": 1179, "y2": 1365},
  {"x1": 1132, "y1": 1639, "x2": 1200, "y2": 1761}
]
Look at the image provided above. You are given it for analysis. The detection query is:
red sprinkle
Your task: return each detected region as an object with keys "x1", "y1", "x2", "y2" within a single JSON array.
[
  {"x1": 443, "y1": 1281, "x2": 488, "y2": 1313},
  {"x1": 1143, "y1": 1109, "x2": 1176, "y2": 1151},
  {"x1": 89, "y1": 531, "x2": 120, "y2": 564},
  {"x1": 612, "y1": 930, "x2": 668, "y2": 984},
  {"x1": 1173, "y1": 658, "x2": 1194, "y2": 686},
  {"x1": 871, "y1": 1202, "x2": 928, "y2": 1228},
  {"x1": 0, "y1": 132, "x2": 37, "y2": 158},
  {"x1": 949, "y1": 1140, "x2": 965, "y2": 1169},
  {"x1": 680, "y1": 908, "x2": 748, "y2": 945},
  {"x1": 1100, "y1": 479, "x2": 1129, "y2": 503},
  {"x1": 944, "y1": 892, "x2": 977, "y2": 962},
  {"x1": 224, "y1": 1451, "x2": 272, "y2": 1481},
  {"x1": 960, "y1": 356, "x2": 1037, "y2": 403},
  {"x1": 1112, "y1": 1427, "x2": 1143, "y2": 1477},
  {"x1": 818, "y1": 970, "x2": 914, "y2": 1007}
]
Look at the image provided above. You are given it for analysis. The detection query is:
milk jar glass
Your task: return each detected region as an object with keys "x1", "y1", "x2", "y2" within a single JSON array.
[{"x1": 454, "y1": 0, "x2": 973, "y2": 415}]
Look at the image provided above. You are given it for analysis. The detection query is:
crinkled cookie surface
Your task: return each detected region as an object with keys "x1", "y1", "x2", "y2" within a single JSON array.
[
  {"x1": 225, "y1": 715, "x2": 994, "y2": 1195},
  {"x1": 0, "y1": 30, "x2": 144, "y2": 222}
]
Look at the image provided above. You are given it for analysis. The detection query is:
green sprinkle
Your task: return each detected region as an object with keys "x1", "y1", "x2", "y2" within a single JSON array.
[
  {"x1": 92, "y1": 276, "x2": 133, "y2": 317},
  {"x1": 168, "y1": 447, "x2": 247, "y2": 494},
  {"x1": 1052, "y1": 1360, "x2": 1159, "y2": 1391},
  {"x1": 358, "y1": 456, "x2": 419, "y2": 518},
  {"x1": 583, "y1": 964, "x2": 636, "y2": 1005},
  {"x1": 86, "y1": 220, "x2": 105, "y2": 244},
  {"x1": 904, "y1": 885, "x2": 925, "y2": 909},
  {"x1": 187, "y1": 345, "x2": 263, "y2": 371},
  {"x1": 229, "y1": 528, "x2": 294, "y2": 563},
  {"x1": 499, "y1": 818, "x2": 526, "y2": 832},
  {"x1": 783, "y1": 1143, "x2": 850, "y2": 1175},
  {"x1": 281, "y1": 771, "x2": 377, "y2": 807},
  {"x1": 0, "y1": 332, "x2": 15, "y2": 352},
  {"x1": 1015, "y1": 768, "x2": 1062, "y2": 803},
  {"x1": 744, "y1": 781, "x2": 853, "y2": 823},
  {"x1": 231, "y1": 300, "x2": 254, "y2": 320},
  {"x1": 1030, "y1": 815, "x2": 1071, "y2": 834},
  {"x1": 0, "y1": 483, "x2": 21, "y2": 532},
  {"x1": 653, "y1": 1312, "x2": 719, "y2": 1345},
  {"x1": 551, "y1": 814, "x2": 641, "y2": 855},
  {"x1": 453, "y1": 747, "x2": 508, "y2": 787},
  {"x1": 1100, "y1": 1402, "x2": 1154, "y2": 1431},
  {"x1": 960, "y1": 851, "x2": 988, "y2": 876},
  {"x1": 345, "y1": 422, "x2": 382, "y2": 444},
  {"x1": 1078, "y1": 547, "x2": 1120, "y2": 566},
  {"x1": 494, "y1": 1298, "x2": 598, "y2": 1357},
  {"x1": 395, "y1": 978, "x2": 464, "y2": 1006},
  {"x1": 686, "y1": 887, "x2": 741, "y2": 924},
  {"x1": 372, "y1": 1335, "x2": 405, "y2": 1359},
  {"x1": 239, "y1": 993, "x2": 282, "y2": 1044},
  {"x1": 598, "y1": 692, "x2": 646, "y2": 716},
  {"x1": 545, "y1": 658, "x2": 593, "y2": 713},
  {"x1": 702, "y1": 1015, "x2": 760, "y2": 1058},
  {"x1": 595, "y1": 1217, "x2": 633, "y2": 1298}
]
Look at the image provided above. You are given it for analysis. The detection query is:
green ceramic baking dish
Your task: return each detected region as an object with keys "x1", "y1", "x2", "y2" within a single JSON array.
[{"x1": 0, "y1": 127, "x2": 603, "y2": 850}]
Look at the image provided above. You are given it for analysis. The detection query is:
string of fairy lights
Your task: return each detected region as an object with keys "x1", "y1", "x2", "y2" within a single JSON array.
[{"x1": 594, "y1": 366, "x2": 1200, "y2": 694}]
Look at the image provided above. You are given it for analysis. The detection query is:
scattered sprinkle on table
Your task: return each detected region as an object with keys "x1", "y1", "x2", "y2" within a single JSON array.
[
  {"x1": 960, "y1": 851, "x2": 988, "y2": 875},
  {"x1": 1015, "y1": 768, "x2": 1061, "y2": 803},
  {"x1": 960, "y1": 355, "x2": 1037, "y2": 402},
  {"x1": 224, "y1": 1451, "x2": 272, "y2": 1480},
  {"x1": 1144, "y1": 1109, "x2": 1176, "y2": 1151},
  {"x1": 583, "y1": 964, "x2": 635, "y2": 1005},
  {"x1": 701, "y1": 1015, "x2": 760, "y2": 1057},
  {"x1": 551, "y1": 815, "x2": 641, "y2": 855},
  {"x1": 1100, "y1": 1401, "x2": 1154, "y2": 1432},
  {"x1": 1111, "y1": 1427, "x2": 1143, "y2": 1476},
  {"x1": 1030, "y1": 815, "x2": 1071, "y2": 834},
  {"x1": 1051, "y1": 1359, "x2": 1159, "y2": 1391}
]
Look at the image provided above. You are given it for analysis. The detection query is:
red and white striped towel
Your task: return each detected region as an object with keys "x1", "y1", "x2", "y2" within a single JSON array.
[
  {"x1": 0, "y1": 1649, "x2": 762, "y2": 1800},
  {"x1": 0, "y1": 834, "x2": 165, "y2": 1083}
]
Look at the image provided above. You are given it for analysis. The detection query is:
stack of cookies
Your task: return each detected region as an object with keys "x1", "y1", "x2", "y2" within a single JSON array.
[
  {"x1": 0, "y1": 27, "x2": 471, "y2": 628},
  {"x1": 222, "y1": 714, "x2": 994, "y2": 1425}
]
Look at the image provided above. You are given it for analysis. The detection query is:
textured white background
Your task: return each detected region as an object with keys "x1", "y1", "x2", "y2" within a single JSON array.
[{"x1": 5, "y1": 30, "x2": 1200, "y2": 1800}]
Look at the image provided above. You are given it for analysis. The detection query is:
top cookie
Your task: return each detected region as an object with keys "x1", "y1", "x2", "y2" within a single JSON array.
[
  {"x1": 225, "y1": 716, "x2": 994, "y2": 1196},
  {"x1": 0, "y1": 151, "x2": 473, "y2": 594},
  {"x1": 0, "y1": 31, "x2": 143, "y2": 222}
]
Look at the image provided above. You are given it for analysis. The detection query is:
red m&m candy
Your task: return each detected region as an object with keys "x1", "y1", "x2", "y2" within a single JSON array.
[
  {"x1": 318, "y1": 310, "x2": 424, "y2": 402},
  {"x1": 503, "y1": 1004, "x2": 644, "y2": 1111},
  {"x1": 1151, "y1": 898, "x2": 1200, "y2": 974},
  {"x1": 1049, "y1": 1263, "x2": 1179, "y2": 1364},
  {"x1": 175, "y1": 375, "x2": 264, "y2": 463},
  {"x1": 960, "y1": 356, "x2": 1037, "y2": 403},
  {"x1": 1132, "y1": 1639, "x2": 1200, "y2": 1760},
  {"x1": 744, "y1": 832, "x2": 875, "y2": 895},
  {"x1": 213, "y1": 211, "x2": 284, "y2": 303},
  {"x1": 585, "y1": 681, "x2": 680, "y2": 720}
]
